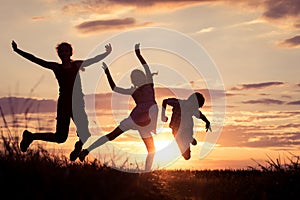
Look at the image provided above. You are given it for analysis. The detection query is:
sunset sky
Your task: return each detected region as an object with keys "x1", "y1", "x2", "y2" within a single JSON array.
[{"x1": 1, "y1": 0, "x2": 300, "y2": 170}]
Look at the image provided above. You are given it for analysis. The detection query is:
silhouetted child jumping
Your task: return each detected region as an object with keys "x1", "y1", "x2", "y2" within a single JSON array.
[
  {"x1": 11, "y1": 40, "x2": 112, "y2": 161},
  {"x1": 79, "y1": 43, "x2": 158, "y2": 172},
  {"x1": 161, "y1": 92, "x2": 211, "y2": 160}
]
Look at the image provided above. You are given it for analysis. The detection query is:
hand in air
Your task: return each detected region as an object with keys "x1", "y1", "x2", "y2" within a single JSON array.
[
  {"x1": 135, "y1": 43, "x2": 140, "y2": 54},
  {"x1": 102, "y1": 62, "x2": 108, "y2": 71},
  {"x1": 105, "y1": 43, "x2": 112, "y2": 54},
  {"x1": 11, "y1": 40, "x2": 18, "y2": 51},
  {"x1": 206, "y1": 122, "x2": 212, "y2": 132}
]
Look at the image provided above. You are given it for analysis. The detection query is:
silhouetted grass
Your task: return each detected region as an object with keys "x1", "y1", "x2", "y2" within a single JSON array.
[
  {"x1": 1, "y1": 133, "x2": 300, "y2": 200},
  {"x1": 1, "y1": 87, "x2": 300, "y2": 199},
  {"x1": 0, "y1": 133, "x2": 168, "y2": 200}
]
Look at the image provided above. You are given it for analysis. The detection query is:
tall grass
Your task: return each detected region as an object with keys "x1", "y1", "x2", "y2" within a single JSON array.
[
  {"x1": 250, "y1": 153, "x2": 300, "y2": 172},
  {"x1": 1, "y1": 84, "x2": 300, "y2": 199}
]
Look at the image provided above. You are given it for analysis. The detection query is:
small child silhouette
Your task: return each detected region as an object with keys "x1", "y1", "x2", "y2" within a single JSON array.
[
  {"x1": 11, "y1": 40, "x2": 112, "y2": 161},
  {"x1": 161, "y1": 92, "x2": 211, "y2": 160},
  {"x1": 79, "y1": 43, "x2": 158, "y2": 172}
]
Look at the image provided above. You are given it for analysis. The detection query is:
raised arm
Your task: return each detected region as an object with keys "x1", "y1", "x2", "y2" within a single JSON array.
[
  {"x1": 135, "y1": 43, "x2": 153, "y2": 84},
  {"x1": 81, "y1": 44, "x2": 112, "y2": 68},
  {"x1": 11, "y1": 40, "x2": 57, "y2": 70},
  {"x1": 102, "y1": 62, "x2": 134, "y2": 95}
]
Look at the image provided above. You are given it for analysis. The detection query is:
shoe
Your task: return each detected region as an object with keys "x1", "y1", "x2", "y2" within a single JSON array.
[
  {"x1": 191, "y1": 138, "x2": 197, "y2": 146},
  {"x1": 70, "y1": 140, "x2": 83, "y2": 161},
  {"x1": 79, "y1": 149, "x2": 89, "y2": 162},
  {"x1": 20, "y1": 130, "x2": 33, "y2": 152}
]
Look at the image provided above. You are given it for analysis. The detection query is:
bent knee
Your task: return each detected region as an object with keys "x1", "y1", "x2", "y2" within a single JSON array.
[
  {"x1": 55, "y1": 135, "x2": 68, "y2": 143},
  {"x1": 148, "y1": 147, "x2": 156, "y2": 154}
]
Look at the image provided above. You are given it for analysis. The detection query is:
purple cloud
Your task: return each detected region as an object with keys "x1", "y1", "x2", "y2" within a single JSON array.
[
  {"x1": 231, "y1": 81, "x2": 284, "y2": 91},
  {"x1": 242, "y1": 98, "x2": 285, "y2": 105},
  {"x1": 263, "y1": 0, "x2": 300, "y2": 20},
  {"x1": 287, "y1": 100, "x2": 300, "y2": 105},
  {"x1": 280, "y1": 35, "x2": 300, "y2": 48},
  {"x1": 76, "y1": 18, "x2": 152, "y2": 33}
]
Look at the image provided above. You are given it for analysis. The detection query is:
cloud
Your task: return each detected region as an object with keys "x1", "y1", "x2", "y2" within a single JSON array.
[
  {"x1": 196, "y1": 27, "x2": 215, "y2": 34},
  {"x1": 31, "y1": 16, "x2": 46, "y2": 21},
  {"x1": 225, "y1": 92, "x2": 244, "y2": 97},
  {"x1": 62, "y1": 0, "x2": 300, "y2": 42},
  {"x1": 279, "y1": 35, "x2": 300, "y2": 48},
  {"x1": 219, "y1": 123, "x2": 300, "y2": 149},
  {"x1": 287, "y1": 100, "x2": 300, "y2": 105},
  {"x1": 230, "y1": 81, "x2": 284, "y2": 91},
  {"x1": 242, "y1": 98, "x2": 285, "y2": 105},
  {"x1": 281, "y1": 95, "x2": 292, "y2": 99},
  {"x1": 63, "y1": 0, "x2": 300, "y2": 18},
  {"x1": 262, "y1": 0, "x2": 300, "y2": 20},
  {"x1": 276, "y1": 123, "x2": 300, "y2": 129},
  {"x1": 105, "y1": 0, "x2": 200, "y2": 6},
  {"x1": 63, "y1": 0, "x2": 204, "y2": 15},
  {"x1": 0, "y1": 97, "x2": 56, "y2": 115},
  {"x1": 75, "y1": 17, "x2": 153, "y2": 33}
]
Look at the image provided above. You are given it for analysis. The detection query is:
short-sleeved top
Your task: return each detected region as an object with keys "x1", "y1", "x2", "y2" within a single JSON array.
[{"x1": 130, "y1": 83, "x2": 157, "y2": 125}]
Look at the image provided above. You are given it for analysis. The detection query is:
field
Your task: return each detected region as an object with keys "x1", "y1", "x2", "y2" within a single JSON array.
[{"x1": 1, "y1": 134, "x2": 300, "y2": 200}]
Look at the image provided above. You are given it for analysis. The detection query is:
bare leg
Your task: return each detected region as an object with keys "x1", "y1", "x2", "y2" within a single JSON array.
[
  {"x1": 79, "y1": 127, "x2": 124, "y2": 161},
  {"x1": 141, "y1": 136, "x2": 156, "y2": 172}
]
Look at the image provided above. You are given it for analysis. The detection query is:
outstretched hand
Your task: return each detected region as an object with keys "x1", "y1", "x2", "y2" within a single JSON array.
[
  {"x1": 105, "y1": 43, "x2": 112, "y2": 54},
  {"x1": 102, "y1": 62, "x2": 108, "y2": 71},
  {"x1": 135, "y1": 43, "x2": 140, "y2": 54},
  {"x1": 206, "y1": 122, "x2": 212, "y2": 132},
  {"x1": 12, "y1": 40, "x2": 18, "y2": 51}
]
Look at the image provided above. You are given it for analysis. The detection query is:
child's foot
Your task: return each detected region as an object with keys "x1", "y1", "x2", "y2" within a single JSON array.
[
  {"x1": 20, "y1": 130, "x2": 33, "y2": 152},
  {"x1": 191, "y1": 138, "x2": 197, "y2": 146},
  {"x1": 70, "y1": 140, "x2": 83, "y2": 161},
  {"x1": 182, "y1": 149, "x2": 191, "y2": 160},
  {"x1": 78, "y1": 149, "x2": 89, "y2": 162}
]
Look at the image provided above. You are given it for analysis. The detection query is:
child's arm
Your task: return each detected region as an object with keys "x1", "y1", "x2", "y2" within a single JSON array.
[
  {"x1": 12, "y1": 40, "x2": 58, "y2": 70},
  {"x1": 161, "y1": 99, "x2": 169, "y2": 122},
  {"x1": 195, "y1": 111, "x2": 211, "y2": 132},
  {"x1": 135, "y1": 43, "x2": 153, "y2": 84},
  {"x1": 161, "y1": 98, "x2": 178, "y2": 122},
  {"x1": 201, "y1": 114, "x2": 211, "y2": 132},
  {"x1": 81, "y1": 43, "x2": 112, "y2": 68},
  {"x1": 102, "y1": 62, "x2": 134, "y2": 95}
]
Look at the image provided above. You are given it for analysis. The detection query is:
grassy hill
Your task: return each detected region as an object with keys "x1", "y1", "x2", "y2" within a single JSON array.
[{"x1": 1, "y1": 134, "x2": 300, "y2": 200}]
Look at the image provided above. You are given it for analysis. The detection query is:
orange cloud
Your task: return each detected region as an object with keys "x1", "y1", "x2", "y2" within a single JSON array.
[
  {"x1": 31, "y1": 16, "x2": 46, "y2": 21},
  {"x1": 64, "y1": 0, "x2": 300, "y2": 46}
]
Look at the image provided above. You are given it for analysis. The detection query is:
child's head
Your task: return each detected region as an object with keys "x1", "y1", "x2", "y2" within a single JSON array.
[
  {"x1": 187, "y1": 92, "x2": 205, "y2": 108},
  {"x1": 56, "y1": 42, "x2": 73, "y2": 61},
  {"x1": 130, "y1": 69, "x2": 146, "y2": 87}
]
